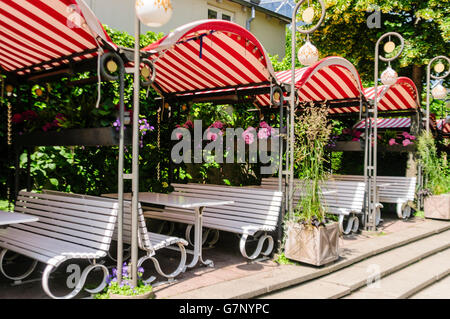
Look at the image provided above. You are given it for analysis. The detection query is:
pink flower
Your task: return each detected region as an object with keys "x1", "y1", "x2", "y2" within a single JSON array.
[
  {"x1": 175, "y1": 132, "x2": 183, "y2": 140},
  {"x1": 259, "y1": 121, "x2": 270, "y2": 129},
  {"x1": 353, "y1": 130, "x2": 362, "y2": 138},
  {"x1": 408, "y1": 135, "x2": 416, "y2": 140},
  {"x1": 11, "y1": 114, "x2": 23, "y2": 124},
  {"x1": 389, "y1": 138, "x2": 398, "y2": 146},
  {"x1": 402, "y1": 139, "x2": 413, "y2": 147},
  {"x1": 206, "y1": 129, "x2": 223, "y2": 141},
  {"x1": 258, "y1": 127, "x2": 271, "y2": 140},
  {"x1": 184, "y1": 120, "x2": 194, "y2": 129},
  {"x1": 352, "y1": 137, "x2": 360, "y2": 142},
  {"x1": 242, "y1": 127, "x2": 255, "y2": 145},
  {"x1": 211, "y1": 121, "x2": 224, "y2": 130}
]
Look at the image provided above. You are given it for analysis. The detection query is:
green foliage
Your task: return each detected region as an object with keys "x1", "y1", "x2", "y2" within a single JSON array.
[{"x1": 417, "y1": 131, "x2": 450, "y2": 195}]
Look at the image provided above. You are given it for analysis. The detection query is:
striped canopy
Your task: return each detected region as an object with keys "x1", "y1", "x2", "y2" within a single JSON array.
[
  {"x1": 142, "y1": 20, "x2": 275, "y2": 98},
  {"x1": 255, "y1": 56, "x2": 364, "y2": 108},
  {"x1": 354, "y1": 117, "x2": 411, "y2": 130},
  {"x1": 0, "y1": 0, "x2": 114, "y2": 78},
  {"x1": 437, "y1": 119, "x2": 450, "y2": 135}
]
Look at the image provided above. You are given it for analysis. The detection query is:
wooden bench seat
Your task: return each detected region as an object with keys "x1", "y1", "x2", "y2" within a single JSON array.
[
  {"x1": 144, "y1": 183, "x2": 283, "y2": 260},
  {"x1": 0, "y1": 190, "x2": 118, "y2": 299},
  {"x1": 331, "y1": 175, "x2": 416, "y2": 219},
  {"x1": 261, "y1": 178, "x2": 366, "y2": 234}
]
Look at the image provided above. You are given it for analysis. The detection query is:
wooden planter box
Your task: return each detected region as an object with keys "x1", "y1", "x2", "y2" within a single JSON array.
[
  {"x1": 284, "y1": 222, "x2": 340, "y2": 266},
  {"x1": 14, "y1": 127, "x2": 132, "y2": 147},
  {"x1": 424, "y1": 194, "x2": 450, "y2": 220}
]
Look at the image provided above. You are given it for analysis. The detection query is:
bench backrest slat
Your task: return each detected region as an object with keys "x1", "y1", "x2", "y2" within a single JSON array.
[
  {"x1": 172, "y1": 183, "x2": 283, "y2": 229},
  {"x1": 16, "y1": 190, "x2": 118, "y2": 252}
]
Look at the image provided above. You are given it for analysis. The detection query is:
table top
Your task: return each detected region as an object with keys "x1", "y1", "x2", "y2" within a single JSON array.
[
  {"x1": 0, "y1": 211, "x2": 39, "y2": 226},
  {"x1": 103, "y1": 192, "x2": 234, "y2": 209}
]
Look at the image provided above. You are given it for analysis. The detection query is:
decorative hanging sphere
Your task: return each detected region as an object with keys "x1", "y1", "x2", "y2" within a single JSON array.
[
  {"x1": 380, "y1": 67, "x2": 398, "y2": 86},
  {"x1": 432, "y1": 83, "x2": 447, "y2": 100},
  {"x1": 298, "y1": 41, "x2": 319, "y2": 66},
  {"x1": 135, "y1": 0, "x2": 173, "y2": 27}
]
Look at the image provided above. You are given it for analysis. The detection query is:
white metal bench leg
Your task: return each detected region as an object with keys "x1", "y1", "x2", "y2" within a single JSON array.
[
  {"x1": 396, "y1": 202, "x2": 411, "y2": 219},
  {"x1": 0, "y1": 249, "x2": 38, "y2": 283},
  {"x1": 239, "y1": 233, "x2": 274, "y2": 260},
  {"x1": 42, "y1": 262, "x2": 109, "y2": 299},
  {"x1": 341, "y1": 215, "x2": 360, "y2": 235},
  {"x1": 138, "y1": 242, "x2": 187, "y2": 284},
  {"x1": 185, "y1": 225, "x2": 218, "y2": 248}
]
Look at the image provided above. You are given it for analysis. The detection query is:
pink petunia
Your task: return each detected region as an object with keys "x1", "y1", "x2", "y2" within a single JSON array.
[
  {"x1": 242, "y1": 127, "x2": 256, "y2": 145},
  {"x1": 389, "y1": 138, "x2": 398, "y2": 146},
  {"x1": 258, "y1": 127, "x2": 271, "y2": 140},
  {"x1": 184, "y1": 120, "x2": 194, "y2": 129},
  {"x1": 206, "y1": 129, "x2": 223, "y2": 141},
  {"x1": 353, "y1": 130, "x2": 362, "y2": 138},
  {"x1": 402, "y1": 139, "x2": 413, "y2": 147},
  {"x1": 211, "y1": 121, "x2": 223, "y2": 130},
  {"x1": 259, "y1": 121, "x2": 270, "y2": 129},
  {"x1": 175, "y1": 132, "x2": 183, "y2": 140},
  {"x1": 352, "y1": 137, "x2": 360, "y2": 142}
]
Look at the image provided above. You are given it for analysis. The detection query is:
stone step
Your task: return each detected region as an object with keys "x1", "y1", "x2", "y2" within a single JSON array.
[
  {"x1": 409, "y1": 275, "x2": 450, "y2": 299},
  {"x1": 260, "y1": 230, "x2": 450, "y2": 299},
  {"x1": 344, "y1": 249, "x2": 450, "y2": 299}
]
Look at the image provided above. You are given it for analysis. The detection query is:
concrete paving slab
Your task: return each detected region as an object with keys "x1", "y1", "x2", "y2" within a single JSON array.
[
  {"x1": 346, "y1": 249, "x2": 450, "y2": 299},
  {"x1": 410, "y1": 275, "x2": 450, "y2": 299},
  {"x1": 169, "y1": 220, "x2": 450, "y2": 299},
  {"x1": 261, "y1": 280, "x2": 350, "y2": 299}
]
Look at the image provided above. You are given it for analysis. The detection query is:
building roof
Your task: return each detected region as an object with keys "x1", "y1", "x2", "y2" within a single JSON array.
[{"x1": 228, "y1": 0, "x2": 291, "y2": 23}]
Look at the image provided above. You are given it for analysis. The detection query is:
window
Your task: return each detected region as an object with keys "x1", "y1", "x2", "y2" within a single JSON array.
[{"x1": 207, "y1": 6, "x2": 234, "y2": 22}]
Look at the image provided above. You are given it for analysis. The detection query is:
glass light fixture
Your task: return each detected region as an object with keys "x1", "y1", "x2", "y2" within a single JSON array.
[
  {"x1": 5, "y1": 84, "x2": 13, "y2": 97},
  {"x1": 135, "y1": 0, "x2": 173, "y2": 27},
  {"x1": 380, "y1": 66, "x2": 398, "y2": 86},
  {"x1": 298, "y1": 41, "x2": 319, "y2": 66},
  {"x1": 432, "y1": 83, "x2": 447, "y2": 100}
]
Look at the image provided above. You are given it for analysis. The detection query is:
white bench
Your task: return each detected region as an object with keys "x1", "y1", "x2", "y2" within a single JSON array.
[
  {"x1": 0, "y1": 190, "x2": 117, "y2": 299},
  {"x1": 143, "y1": 183, "x2": 283, "y2": 260},
  {"x1": 42, "y1": 190, "x2": 188, "y2": 284},
  {"x1": 331, "y1": 175, "x2": 416, "y2": 219},
  {"x1": 261, "y1": 178, "x2": 366, "y2": 234}
]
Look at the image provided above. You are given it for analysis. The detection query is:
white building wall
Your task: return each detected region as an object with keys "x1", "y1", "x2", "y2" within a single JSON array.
[{"x1": 85, "y1": 0, "x2": 286, "y2": 58}]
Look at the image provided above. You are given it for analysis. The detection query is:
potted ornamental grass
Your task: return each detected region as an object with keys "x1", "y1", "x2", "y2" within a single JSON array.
[
  {"x1": 417, "y1": 131, "x2": 450, "y2": 220},
  {"x1": 284, "y1": 105, "x2": 340, "y2": 266},
  {"x1": 95, "y1": 263, "x2": 155, "y2": 299}
]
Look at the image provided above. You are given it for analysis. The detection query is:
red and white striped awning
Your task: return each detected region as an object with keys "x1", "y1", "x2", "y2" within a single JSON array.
[
  {"x1": 354, "y1": 117, "x2": 411, "y2": 130},
  {"x1": 0, "y1": 0, "x2": 115, "y2": 77},
  {"x1": 142, "y1": 20, "x2": 275, "y2": 97},
  {"x1": 437, "y1": 119, "x2": 450, "y2": 135},
  {"x1": 255, "y1": 56, "x2": 364, "y2": 109},
  {"x1": 364, "y1": 77, "x2": 420, "y2": 111}
]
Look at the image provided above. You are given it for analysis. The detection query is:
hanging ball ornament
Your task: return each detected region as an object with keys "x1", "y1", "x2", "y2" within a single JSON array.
[
  {"x1": 380, "y1": 67, "x2": 398, "y2": 86},
  {"x1": 298, "y1": 41, "x2": 319, "y2": 66},
  {"x1": 135, "y1": 0, "x2": 173, "y2": 27},
  {"x1": 432, "y1": 83, "x2": 447, "y2": 100}
]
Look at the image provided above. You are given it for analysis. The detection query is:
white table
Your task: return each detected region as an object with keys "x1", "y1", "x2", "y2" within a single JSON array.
[
  {"x1": 104, "y1": 193, "x2": 234, "y2": 269},
  {"x1": 0, "y1": 211, "x2": 39, "y2": 229}
]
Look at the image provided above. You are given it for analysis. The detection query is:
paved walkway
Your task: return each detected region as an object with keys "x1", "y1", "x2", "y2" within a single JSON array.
[{"x1": 0, "y1": 216, "x2": 448, "y2": 299}]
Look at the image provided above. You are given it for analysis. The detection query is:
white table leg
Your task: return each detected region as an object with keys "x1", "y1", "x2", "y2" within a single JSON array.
[{"x1": 185, "y1": 206, "x2": 214, "y2": 269}]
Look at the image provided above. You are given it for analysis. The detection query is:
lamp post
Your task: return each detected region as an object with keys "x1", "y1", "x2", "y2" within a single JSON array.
[
  {"x1": 288, "y1": 0, "x2": 325, "y2": 217},
  {"x1": 367, "y1": 32, "x2": 404, "y2": 231},
  {"x1": 426, "y1": 56, "x2": 449, "y2": 132},
  {"x1": 128, "y1": 0, "x2": 173, "y2": 286}
]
